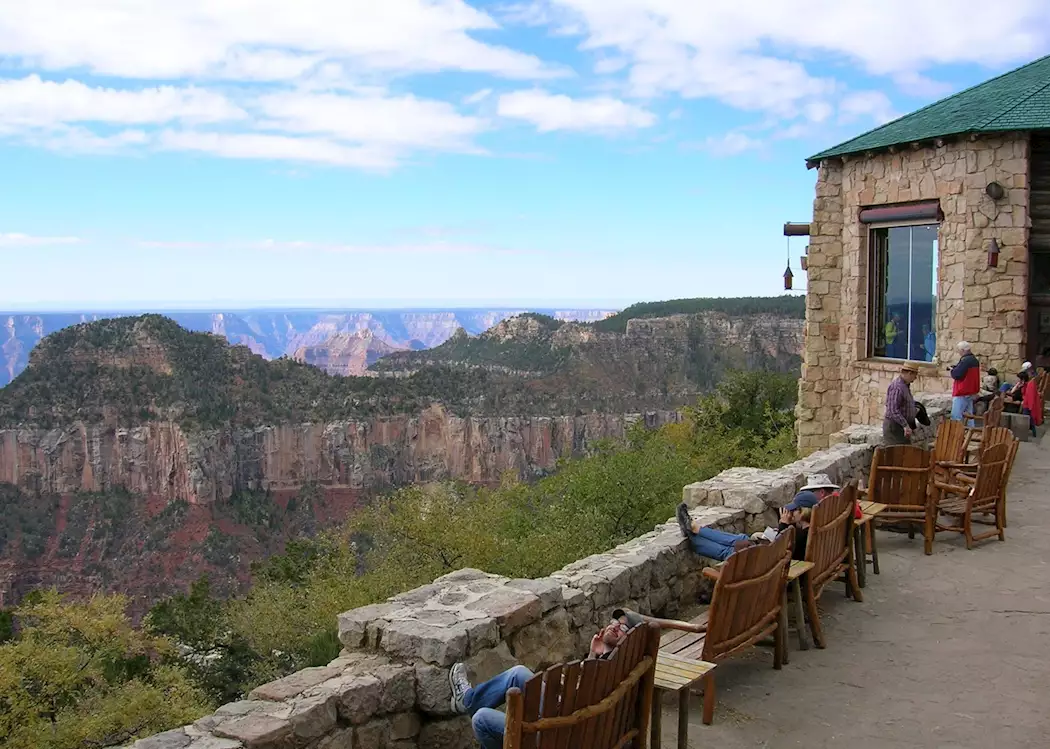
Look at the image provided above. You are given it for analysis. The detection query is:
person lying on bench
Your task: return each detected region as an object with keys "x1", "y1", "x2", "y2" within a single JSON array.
[
  {"x1": 675, "y1": 488, "x2": 819, "y2": 562},
  {"x1": 447, "y1": 608, "x2": 643, "y2": 749}
]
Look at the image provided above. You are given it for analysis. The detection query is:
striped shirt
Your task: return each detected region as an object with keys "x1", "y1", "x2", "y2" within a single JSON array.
[{"x1": 885, "y1": 376, "x2": 917, "y2": 428}]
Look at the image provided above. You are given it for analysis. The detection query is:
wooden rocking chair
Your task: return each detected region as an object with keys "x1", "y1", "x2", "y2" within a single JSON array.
[
  {"x1": 964, "y1": 396, "x2": 1004, "y2": 456},
  {"x1": 637, "y1": 529, "x2": 793, "y2": 726},
  {"x1": 503, "y1": 621, "x2": 661, "y2": 749},
  {"x1": 931, "y1": 441, "x2": 1010, "y2": 551},
  {"x1": 929, "y1": 417, "x2": 969, "y2": 483},
  {"x1": 801, "y1": 485, "x2": 863, "y2": 648},
  {"x1": 940, "y1": 430, "x2": 1019, "y2": 528},
  {"x1": 861, "y1": 445, "x2": 936, "y2": 553}
]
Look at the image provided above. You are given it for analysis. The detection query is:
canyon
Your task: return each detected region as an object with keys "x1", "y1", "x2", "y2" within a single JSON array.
[{"x1": 0, "y1": 302, "x2": 803, "y2": 608}]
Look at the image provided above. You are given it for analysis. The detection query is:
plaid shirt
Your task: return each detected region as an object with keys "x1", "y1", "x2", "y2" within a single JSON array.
[{"x1": 885, "y1": 376, "x2": 917, "y2": 429}]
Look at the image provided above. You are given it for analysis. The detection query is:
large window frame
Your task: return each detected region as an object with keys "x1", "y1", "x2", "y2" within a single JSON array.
[{"x1": 865, "y1": 217, "x2": 941, "y2": 363}]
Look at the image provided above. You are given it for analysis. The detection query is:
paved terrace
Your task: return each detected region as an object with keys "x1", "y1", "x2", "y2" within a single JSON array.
[{"x1": 661, "y1": 437, "x2": 1050, "y2": 749}]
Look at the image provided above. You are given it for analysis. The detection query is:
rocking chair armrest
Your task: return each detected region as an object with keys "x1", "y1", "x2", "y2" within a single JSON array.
[
  {"x1": 951, "y1": 472, "x2": 976, "y2": 485},
  {"x1": 702, "y1": 567, "x2": 722, "y2": 582},
  {"x1": 638, "y1": 613, "x2": 708, "y2": 634},
  {"x1": 933, "y1": 480, "x2": 970, "y2": 496}
]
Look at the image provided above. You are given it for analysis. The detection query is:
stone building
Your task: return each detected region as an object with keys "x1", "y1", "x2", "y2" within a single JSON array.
[{"x1": 791, "y1": 54, "x2": 1050, "y2": 454}]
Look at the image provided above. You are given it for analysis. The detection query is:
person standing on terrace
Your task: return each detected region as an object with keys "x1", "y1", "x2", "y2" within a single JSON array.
[
  {"x1": 949, "y1": 341, "x2": 980, "y2": 424},
  {"x1": 884, "y1": 363, "x2": 919, "y2": 445}
]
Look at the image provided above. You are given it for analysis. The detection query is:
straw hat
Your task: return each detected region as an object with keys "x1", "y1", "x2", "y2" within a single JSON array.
[{"x1": 900, "y1": 363, "x2": 920, "y2": 374}]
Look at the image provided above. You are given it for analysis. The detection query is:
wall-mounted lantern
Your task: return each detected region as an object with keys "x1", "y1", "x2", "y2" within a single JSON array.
[{"x1": 987, "y1": 237, "x2": 1000, "y2": 268}]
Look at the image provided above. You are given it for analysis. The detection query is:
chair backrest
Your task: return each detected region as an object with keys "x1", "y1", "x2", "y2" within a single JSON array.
[
  {"x1": 970, "y1": 442, "x2": 1010, "y2": 513},
  {"x1": 984, "y1": 396, "x2": 1004, "y2": 428},
  {"x1": 979, "y1": 425, "x2": 1014, "y2": 454},
  {"x1": 804, "y1": 484, "x2": 857, "y2": 597},
  {"x1": 503, "y1": 621, "x2": 660, "y2": 749},
  {"x1": 867, "y1": 445, "x2": 933, "y2": 513},
  {"x1": 931, "y1": 418, "x2": 968, "y2": 464},
  {"x1": 702, "y1": 528, "x2": 792, "y2": 663},
  {"x1": 1038, "y1": 371, "x2": 1050, "y2": 400}
]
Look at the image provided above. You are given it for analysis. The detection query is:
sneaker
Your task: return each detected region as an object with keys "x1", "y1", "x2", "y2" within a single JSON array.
[
  {"x1": 448, "y1": 662, "x2": 471, "y2": 714},
  {"x1": 676, "y1": 502, "x2": 693, "y2": 538}
]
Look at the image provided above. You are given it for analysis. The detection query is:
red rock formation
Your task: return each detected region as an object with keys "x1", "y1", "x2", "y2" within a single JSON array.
[{"x1": 0, "y1": 405, "x2": 681, "y2": 504}]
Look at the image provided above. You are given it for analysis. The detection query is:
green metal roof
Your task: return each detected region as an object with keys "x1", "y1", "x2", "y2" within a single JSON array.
[{"x1": 808, "y1": 54, "x2": 1050, "y2": 163}]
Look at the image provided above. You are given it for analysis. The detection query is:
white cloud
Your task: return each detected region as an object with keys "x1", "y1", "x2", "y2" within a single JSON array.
[
  {"x1": 498, "y1": 90, "x2": 655, "y2": 132},
  {"x1": 156, "y1": 131, "x2": 397, "y2": 170},
  {"x1": 522, "y1": 0, "x2": 1050, "y2": 124},
  {"x1": 839, "y1": 91, "x2": 897, "y2": 125},
  {"x1": 463, "y1": 88, "x2": 493, "y2": 105},
  {"x1": 700, "y1": 132, "x2": 762, "y2": 157},
  {"x1": 0, "y1": 232, "x2": 82, "y2": 247},
  {"x1": 0, "y1": 75, "x2": 246, "y2": 128},
  {"x1": 255, "y1": 91, "x2": 485, "y2": 150},
  {"x1": 0, "y1": 0, "x2": 563, "y2": 81}
]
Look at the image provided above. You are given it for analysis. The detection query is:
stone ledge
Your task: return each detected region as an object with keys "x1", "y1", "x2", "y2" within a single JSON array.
[{"x1": 127, "y1": 432, "x2": 926, "y2": 749}]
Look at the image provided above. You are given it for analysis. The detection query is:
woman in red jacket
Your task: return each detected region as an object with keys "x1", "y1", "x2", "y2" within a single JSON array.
[{"x1": 1020, "y1": 370, "x2": 1044, "y2": 437}]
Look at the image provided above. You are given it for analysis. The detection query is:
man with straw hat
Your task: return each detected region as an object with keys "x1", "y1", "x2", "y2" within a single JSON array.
[{"x1": 884, "y1": 363, "x2": 919, "y2": 445}]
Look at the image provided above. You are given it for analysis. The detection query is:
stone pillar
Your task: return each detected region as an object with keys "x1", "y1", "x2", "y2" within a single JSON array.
[{"x1": 797, "y1": 159, "x2": 845, "y2": 455}]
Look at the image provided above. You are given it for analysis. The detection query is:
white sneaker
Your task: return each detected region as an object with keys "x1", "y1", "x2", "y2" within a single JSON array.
[{"x1": 449, "y1": 662, "x2": 471, "y2": 714}]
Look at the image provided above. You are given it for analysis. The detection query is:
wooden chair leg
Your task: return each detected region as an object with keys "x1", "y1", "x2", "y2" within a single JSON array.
[
  {"x1": 964, "y1": 510, "x2": 973, "y2": 550},
  {"x1": 804, "y1": 583, "x2": 826, "y2": 649},
  {"x1": 853, "y1": 528, "x2": 867, "y2": 589},
  {"x1": 773, "y1": 620, "x2": 783, "y2": 670},
  {"x1": 678, "y1": 689, "x2": 689, "y2": 749},
  {"x1": 790, "y1": 579, "x2": 811, "y2": 650},
  {"x1": 651, "y1": 688, "x2": 663, "y2": 748},
  {"x1": 701, "y1": 673, "x2": 716, "y2": 726},
  {"x1": 870, "y1": 526, "x2": 880, "y2": 575},
  {"x1": 847, "y1": 556, "x2": 863, "y2": 604},
  {"x1": 777, "y1": 591, "x2": 790, "y2": 666},
  {"x1": 924, "y1": 504, "x2": 936, "y2": 555}
]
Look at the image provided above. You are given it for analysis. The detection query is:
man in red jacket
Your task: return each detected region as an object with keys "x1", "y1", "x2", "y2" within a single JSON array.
[{"x1": 949, "y1": 341, "x2": 980, "y2": 425}]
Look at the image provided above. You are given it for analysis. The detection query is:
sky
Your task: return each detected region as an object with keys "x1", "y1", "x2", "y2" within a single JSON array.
[{"x1": 2, "y1": 1, "x2": 1050, "y2": 311}]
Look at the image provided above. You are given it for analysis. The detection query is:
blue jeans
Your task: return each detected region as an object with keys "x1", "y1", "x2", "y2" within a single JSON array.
[
  {"x1": 951, "y1": 395, "x2": 975, "y2": 426},
  {"x1": 687, "y1": 526, "x2": 750, "y2": 561},
  {"x1": 466, "y1": 665, "x2": 534, "y2": 749}
]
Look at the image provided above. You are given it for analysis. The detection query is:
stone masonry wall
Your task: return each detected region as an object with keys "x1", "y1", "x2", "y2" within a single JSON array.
[
  {"x1": 123, "y1": 398, "x2": 949, "y2": 749},
  {"x1": 798, "y1": 134, "x2": 1031, "y2": 455}
]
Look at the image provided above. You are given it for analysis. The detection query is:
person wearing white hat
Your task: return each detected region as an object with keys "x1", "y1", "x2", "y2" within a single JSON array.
[{"x1": 798, "y1": 473, "x2": 840, "y2": 499}]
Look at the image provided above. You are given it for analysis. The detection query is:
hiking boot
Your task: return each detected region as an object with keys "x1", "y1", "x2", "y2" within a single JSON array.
[
  {"x1": 676, "y1": 502, "x2": 693, "y2": 538},
  {"x1": 449, "y1": 662, "x2": 471, "y2": 714}
]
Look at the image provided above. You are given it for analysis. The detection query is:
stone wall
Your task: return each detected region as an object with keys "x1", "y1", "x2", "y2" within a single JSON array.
[
  {"x1": 123, "y1": 399, "x2": 948, "y2": 749},
  {"x1": 798, "y1": 134, "x2": 1031, "y2": 455}
]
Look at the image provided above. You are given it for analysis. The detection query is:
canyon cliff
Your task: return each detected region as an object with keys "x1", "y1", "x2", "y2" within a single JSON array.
[{"x1": 0, "y1": 300, "x2": 802, "y2": 607}]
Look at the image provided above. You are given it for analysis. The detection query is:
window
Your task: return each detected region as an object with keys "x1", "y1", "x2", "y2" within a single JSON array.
[{"x1": 867, "y1": 224, "x2": 939, "y2": 361}]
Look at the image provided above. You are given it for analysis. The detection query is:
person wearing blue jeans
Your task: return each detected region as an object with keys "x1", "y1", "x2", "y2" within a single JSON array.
[{"x1": 447, "y1": 609, "x2": 644, "y2": 749}]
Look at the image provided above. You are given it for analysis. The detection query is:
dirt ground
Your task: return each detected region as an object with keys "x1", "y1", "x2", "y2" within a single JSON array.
[{"x1": 657, "y1": 438, "x2": 1050, "y2": 749}]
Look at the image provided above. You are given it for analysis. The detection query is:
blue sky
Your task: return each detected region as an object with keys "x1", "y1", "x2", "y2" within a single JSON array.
[{"x1": 2, "y1": 1, "x2": 1049, "y2": 311}]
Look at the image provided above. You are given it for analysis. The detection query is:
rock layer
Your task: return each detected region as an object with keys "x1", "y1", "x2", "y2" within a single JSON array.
[{"x1": 0, "y1": 406, "x2": 680, "y2": 503}]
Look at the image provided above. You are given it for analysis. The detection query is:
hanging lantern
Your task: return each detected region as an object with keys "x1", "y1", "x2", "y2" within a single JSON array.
[
  {"x1": 800, "y1": 256, "x2": 808, "y2": 271},
  {"x1": 783, "y1": 265, "x2": 794, "y2": 290},
  {"x1": 987, "y1": 237, "x2": 1000, "y2": 268}
]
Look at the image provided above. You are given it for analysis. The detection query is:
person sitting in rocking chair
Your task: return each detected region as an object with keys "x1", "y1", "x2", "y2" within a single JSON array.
[{"x1": 447, "y1": 608, "x2": 643, "y2": 749}]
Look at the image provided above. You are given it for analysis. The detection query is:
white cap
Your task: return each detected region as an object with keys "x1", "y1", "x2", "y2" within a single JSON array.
[{"x1": 1022, "y1": 361, "x2": 1033, "y2": 371}]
